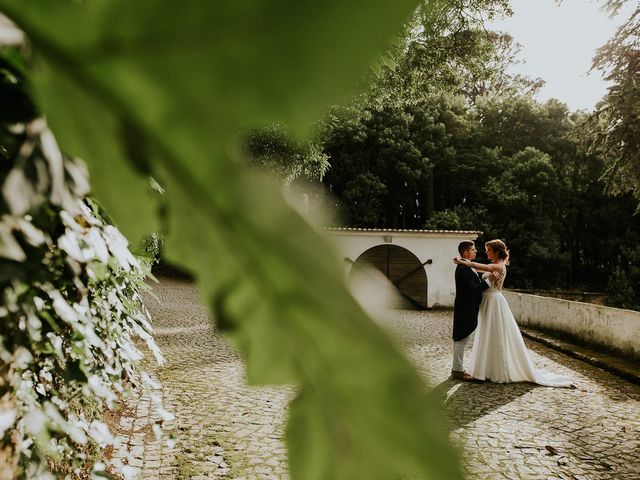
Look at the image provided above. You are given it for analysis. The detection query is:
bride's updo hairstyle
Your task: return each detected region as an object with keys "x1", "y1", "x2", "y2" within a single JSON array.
[{"x1": 485, "y1": 239, "x2": 510, "y2": 265}]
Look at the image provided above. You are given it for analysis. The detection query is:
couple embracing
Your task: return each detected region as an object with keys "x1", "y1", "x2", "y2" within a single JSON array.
[{"x1": 451, "y1": 239, "x2": 574, "y2": 387}]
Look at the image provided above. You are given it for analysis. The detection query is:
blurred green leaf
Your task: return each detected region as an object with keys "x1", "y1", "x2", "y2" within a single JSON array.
[{"x1": 0, "y1": 1, "x2": 464, "y2": 478}]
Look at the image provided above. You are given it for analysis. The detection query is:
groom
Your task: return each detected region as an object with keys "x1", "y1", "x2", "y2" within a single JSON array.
[{"x1": 451, "y1": 240, "x2": 490, "y2": 381}]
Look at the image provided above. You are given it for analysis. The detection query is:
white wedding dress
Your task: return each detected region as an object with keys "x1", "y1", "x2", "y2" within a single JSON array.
[{"x1": 468, "y1": 265, "x2": 574, "y2": 387}]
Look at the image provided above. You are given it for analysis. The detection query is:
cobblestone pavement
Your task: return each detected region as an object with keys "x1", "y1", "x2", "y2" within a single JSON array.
[{"x1": 110, "y1": 278, "x2": 640, "y2": 479}]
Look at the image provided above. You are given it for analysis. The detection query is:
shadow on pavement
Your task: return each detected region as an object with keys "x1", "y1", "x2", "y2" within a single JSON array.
[{"x1": 428, "y1": 378, "x2": 536, "y2": 429}]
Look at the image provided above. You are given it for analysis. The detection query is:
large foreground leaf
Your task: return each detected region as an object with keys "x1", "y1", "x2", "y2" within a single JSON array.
[{"x1": 0, "y1": 1, "x2": 463, "y2": 478}]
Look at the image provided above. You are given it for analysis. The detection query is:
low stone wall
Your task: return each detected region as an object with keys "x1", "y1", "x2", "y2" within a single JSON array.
[
  {"x1": 504, "y1": 291, "x2": 640, "y2": 359},
  {"x1": 507, "y1": 289, "x2": 607, "y2": 305}
]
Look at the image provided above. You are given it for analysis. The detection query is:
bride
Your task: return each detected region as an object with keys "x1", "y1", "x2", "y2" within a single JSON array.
[{"x1": 454, "y1": 239, "x2": 574, "y2": 387}]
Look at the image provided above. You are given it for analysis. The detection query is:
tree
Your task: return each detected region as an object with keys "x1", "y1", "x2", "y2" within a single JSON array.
[
  {"x1": 607, "y1": 266, "x2": 637, "y2": 310},
  {"x1": 243, "y1": 124, "x2": 329, "y2": 187},
  {"x1": 368, "y1": 0, "x2": 513, "y2": 105},
  {"x1": 460, "y1": 32, "x2": 545, "y2": 101},
  {"x1": 475, "y1": 96, "x2": 575, "y2": 159},
  {"x1": 322, "y1": 94, "x2": 476, "y2": 228},
  {"x1": 367, "y1": 0, "x2": 542, "y2": 107},
  {"x1": 480, "y1": 148, "x2": 568, "y2": 288},
  {"x1": 586, "y1": 0, "x2": 640, "y2": 207}
]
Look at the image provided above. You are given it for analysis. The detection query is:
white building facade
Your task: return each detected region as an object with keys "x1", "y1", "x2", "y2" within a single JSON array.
[{"x1": 323, "y1": 228, "x2": 482, "y2": 308}]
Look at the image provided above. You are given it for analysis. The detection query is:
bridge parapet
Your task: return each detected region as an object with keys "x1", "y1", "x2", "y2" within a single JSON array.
[{"x1": 505, "y1": 291, "x2": 640, "y2": 360}]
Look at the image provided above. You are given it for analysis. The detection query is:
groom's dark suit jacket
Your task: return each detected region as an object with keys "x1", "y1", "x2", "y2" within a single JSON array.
[{"x1": 453, "y1": 264, "x2": 490, "y2": 341}]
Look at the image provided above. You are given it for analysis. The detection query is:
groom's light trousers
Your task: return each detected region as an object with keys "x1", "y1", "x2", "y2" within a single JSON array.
[{"x1": 452, "y1": 332, "x2": 474, "y2": 372}]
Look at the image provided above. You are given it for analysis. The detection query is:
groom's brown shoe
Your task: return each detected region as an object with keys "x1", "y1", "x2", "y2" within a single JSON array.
[{"x1": 450, "y1": 370, "x2": 474, "y2": 382}]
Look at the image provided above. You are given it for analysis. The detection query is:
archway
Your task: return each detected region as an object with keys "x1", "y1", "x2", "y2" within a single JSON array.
[{"x1": 349, "y1": 244, "x2": 428, "y2": 309}]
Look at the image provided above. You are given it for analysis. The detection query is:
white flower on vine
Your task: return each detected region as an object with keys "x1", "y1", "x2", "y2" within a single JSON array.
[
  {"x1": 78, "y1": 202, "x2": 101, "y2": 225},
  {"x1": 120, "y1": 465, "x2": 140, "y2": 480},
  {"x1": 0, "y1": 409, "x2": 17, "y2": 437},
  {"x1": 27, "y1": 310, "x2": 42, "y2": 342},
  {"x1": 76, "y1": 323, "x2": 102, "y2": 348},
  {"x1": 0, "y1": 219, "x2": 26, "y2": 261},
  {"x1": 58, "y1": 230, "x2": 85, "y2": 262},
  {"x1": 49, "y1": 290, "x2": 78, "y2": 324},
  {"x1": 33, "y1": 296, "x2": 45, "y2": 311},
  {"x1": 60, "y1": 210, "x2": 83, "y2": 232},
  {"x1": 23, "y1": 408, "x2": 47, "y2": 436},
  {"x1": 39, "y1": 125, "x2": 82, "y2": 216},
  {"x1": 140, "y1": 372, "x2": 161, "y2": 390},
  {"x1": 58, "y1": 222, "x2": 112, "y2": 265},
  {"x1": 86, "y1": 228, "x2": 109, "y2": 263},
  {"x1": 39, "y1": 370, "x2": 53, "y2": 384},
  {"x1": 2, "y1": 166, "x2": 36, "y2": 216},
  {"x1": 13, "y1": 347, "x2": 33, "y2": 369},
  {"x1": 88, "y1": 420, "x2": 113, "y2": 446},
  {"x1": 44, "y1": 402, "x2": 88, "y2": 445},
  {"x1": 103, "y1": 225, "x2": 140, "y2": 272},
  {"x1": 46, "y1": 333, "x2": 64, "y2": 358},
  {"x1": 73, "y1": 296, "x2": 91, "y2": 316},
  {"x1": 152, "y1": 423, "x2": 162, "y2": 441},
  {"x1": 51, "y1": 395, "x2": 68, "y2": 411},
  {"x1": 0, "y1": 14, "x2": 25, "y2": 47},
  {"x1": 16, "y1": 217, "x2": 48, "y2": 247},
  {"x1": 107, "y1": 289, "x2": 124, "y2": 314},
  {"x1": 151, "y1": 393, "x2": 174, "y2": 421},
  {"x1": 19, "y1": 437, "x2": 33, "y2": 452},
  {"x1": 118, "y1": 342, "x2": 143, "y2": 363},
  {"x1": 87, "y1": 375, "x2": 116, "y2": 403}
]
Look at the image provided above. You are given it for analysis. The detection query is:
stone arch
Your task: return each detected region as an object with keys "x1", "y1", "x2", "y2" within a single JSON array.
[{"x1": 349, "y1": 244, "x2": 428, "y2": 309}]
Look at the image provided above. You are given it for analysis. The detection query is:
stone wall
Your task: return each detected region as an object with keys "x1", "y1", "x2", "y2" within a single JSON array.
[
  {"x1": 504, "y1": 291, "x2": 640, "y2": 359},
  {"x1": 508, "y1": 289, "x2": 607, "y2": 305}
]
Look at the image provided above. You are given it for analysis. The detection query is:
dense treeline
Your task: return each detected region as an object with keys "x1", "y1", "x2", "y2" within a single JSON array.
[{"x1": 322, "y1": 95, "x2": 640, "y2": 301}]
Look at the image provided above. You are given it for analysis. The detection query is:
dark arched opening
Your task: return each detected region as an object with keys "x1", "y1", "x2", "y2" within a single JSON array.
[{"x1": 349, "y1": 244, "x2": 428, "y2": 309}]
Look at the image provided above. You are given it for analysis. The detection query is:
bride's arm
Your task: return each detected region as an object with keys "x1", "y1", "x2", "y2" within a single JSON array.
[{"x1": 454, "y1": 257, "x2": 502, "y2": 273}]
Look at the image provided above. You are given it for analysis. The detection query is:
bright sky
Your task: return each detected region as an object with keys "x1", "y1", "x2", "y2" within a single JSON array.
[{"x1": 488, "y1": 0, "x2": 632, "y2": 111}]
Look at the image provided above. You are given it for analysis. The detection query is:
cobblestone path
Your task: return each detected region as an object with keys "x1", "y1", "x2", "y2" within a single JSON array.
[{"x1": 110, "y1": 278, "x2": 640, "y2": 480}]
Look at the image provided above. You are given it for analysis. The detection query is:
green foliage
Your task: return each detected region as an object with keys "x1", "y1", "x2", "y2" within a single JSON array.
[
  {"x1": 586, "y1": 0, "x2": 640, "y2": 207},
  {"x1": 323, "y1": 93, "x2": 474, "y2": 228},
  {"x1": 0, "y1": 1, "x2": 465, "y2": 479},
  {"x1": 606, "y1": 243, "x2": 640, "y2": 310},
  {"x1": 461, "y1": 32, "x2": 545, "y2": 101},
  {"x1": 475, "y1": 96, "x2": 575, "y2": 158},
  {"x1": 0, "y1": 54, "x2": 165, "y2": 478},
  {"x1": 243, "y1": 124, "x2": 329, "y2": 186},
  {"x1": 366, "y1": 0, "x2": 544, "y2": 106},
  {"x1": 424, "y1": 206, "x2": 485, "y2": 231},
  {"x1": 323, "y1": 103, "x2": 423, "y2": 227},
  {"x1": 480, "y1": 147, "x2": 568, "y2": 288},
  {"x1": 323, "y1": 87, "x2": 640, "y2": 297},
  {"x1": 606, "y1": 266, "x2": 637, "y2": 310},
  {"x1": 342, "y1": 172, "x2": 389, "y2": 226}
]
